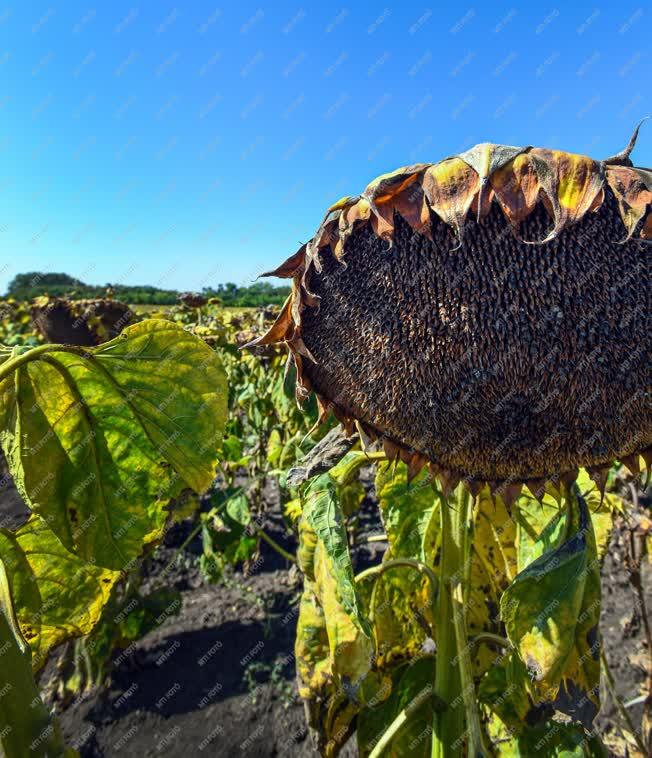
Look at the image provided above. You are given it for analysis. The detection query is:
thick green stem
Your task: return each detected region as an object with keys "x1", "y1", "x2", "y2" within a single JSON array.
[
  {"x1": 432, "y1": 486, "x2": 488, "y2": 758},
  {"x1": 432, "y1": 489, "x2": 464, "y2": 758},
  {"x1": 450, "y1": 488, "x2": 488, "y2": 758},
  {"x1": 0, "y1": 343, "x2": 90, "y2": 384}
]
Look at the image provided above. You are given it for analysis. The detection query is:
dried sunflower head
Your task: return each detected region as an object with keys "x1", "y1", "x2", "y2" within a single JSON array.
[{"x1": 250, "y1": 125, "x2": 652, "y2": 490}]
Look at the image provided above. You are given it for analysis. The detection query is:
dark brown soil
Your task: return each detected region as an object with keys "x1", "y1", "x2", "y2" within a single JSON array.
[{"x1": 0, "y1": 455, "x2": 649, "y2": 757}]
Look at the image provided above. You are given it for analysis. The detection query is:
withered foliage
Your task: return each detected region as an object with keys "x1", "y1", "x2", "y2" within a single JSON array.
[{"x1": 249, "y1": 127, "x2": 651, "y2": 488}]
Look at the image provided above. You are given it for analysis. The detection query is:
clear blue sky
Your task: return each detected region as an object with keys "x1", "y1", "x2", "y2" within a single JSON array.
[{"x1": 1, "y1": 2, "x2": 650, "y2": 294}]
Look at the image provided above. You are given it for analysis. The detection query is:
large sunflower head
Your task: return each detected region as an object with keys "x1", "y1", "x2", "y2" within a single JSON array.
[{"x1": 250, "y1": 124, "x2": 651, "y2": 490}]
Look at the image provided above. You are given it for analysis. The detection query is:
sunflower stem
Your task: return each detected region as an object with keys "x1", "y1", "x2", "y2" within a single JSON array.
[
  {"x1": 450, "y1": 487, "x2": 488, "y2": 758},
  {"x1": 0, "y1": 343, "x2": 91, "y2": 384},
  {"x1": 431, "y1": 487, "x2": 465, "y2": 758}
]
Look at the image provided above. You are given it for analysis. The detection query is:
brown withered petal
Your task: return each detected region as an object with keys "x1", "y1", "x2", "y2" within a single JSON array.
[
  {"x1": 642, "y1": 211, "x2": 652, "y2": 240},
  {"x1": 605, "y1": 166, "x2": 652, "y2": 241},
  {"x1": 243, "y1": 294, "x2": 294, "y2": 348},
  {"x1": 490, "y1": 152, "x2": 541, "y2": 229},
  {"x1": 406, "y1": 452, "x2": 427, "y2": 483},
  {"x1": 586, "y1": 464, "x2": 610, "y2": 503},
  {"x1": 249, "y1": 129, "x2": 652, "y2": 485},
  {"x1": 381, "y1": 437, "x2": 401, "y2": 462},
  {"x1": 526, "y1": 479, "x2": 547, "y2": 504},
  {"x1": 421, "y1": 158, "x2": 481, "y2": 247},
  {"x1": 527, "y1": 149, "x2": 605, "y2": 243},
  {"x1": 261, "y1": 244, "x2": 308, "y2": 278},
  {"x1": 621, "y1": 454, "x2": 641, "y2": 477}
]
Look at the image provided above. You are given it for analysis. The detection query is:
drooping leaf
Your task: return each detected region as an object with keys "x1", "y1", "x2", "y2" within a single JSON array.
[
  {"x1": 514, "y1": 494, "x2": 566, "y2": 571},
  {"x1": 302, "y1": 474, "x2": 371, "y2": 639},
  {"x1": 295, "y1": 519, "x2": 374, "y2": 758},
  {"x1": 0, "y1": 320, "x2": 227, "y2": 569},
  {"x1": 0, "y1": 557, "x2": 73, "y2": 757},
  {"x1": 313, "y1": 538, "x2": 374, "y2": 690},
  {"x1": 370, "y1": 463, "x2": 438, "y2": 662},
  {"x1": 515, "y1": 469, "x2": 619, "y2": 570},
  {"x1": 501, "y1": 490, "x2": 601, "y2": 727},
  {"x1": 295, "y1": 578, "x2": 331, "y2": 701},
  {"x1": 480, "y1": 652, "x2": 608, "y2": 756},
  {"x1": 467, "y1": 487, "x2": 517, "y2": 676},
  {"x1": 0, "y1": 515, "x2": 119, "y2": 670}
]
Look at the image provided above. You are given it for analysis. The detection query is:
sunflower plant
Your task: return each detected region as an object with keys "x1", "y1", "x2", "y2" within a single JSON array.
[{"x1": 251, "y1": 125, "x2": 651, "y2": 756}]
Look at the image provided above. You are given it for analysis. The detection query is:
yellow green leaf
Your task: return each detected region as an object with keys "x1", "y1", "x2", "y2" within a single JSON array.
[
  {"x1": 0, "y1": 515, "x2": 119, "y2": 669},
  {"x1": 0, "y1": 557, "x2": 73, "y2": 757},
  {"x1": 0, "y1": 320, "x2": 227, "y2": 569},
  {"x1": 501, "y1": 490, "x2": 601, "y2": 727}
]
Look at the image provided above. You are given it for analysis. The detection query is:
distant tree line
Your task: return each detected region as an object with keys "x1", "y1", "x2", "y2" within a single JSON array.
[
  {"x1": 202, "y1": 281, "x2": 290, "y2": 307},
  {"x1": 4, "y1": 272, "x2": 290, "y2": 307}
]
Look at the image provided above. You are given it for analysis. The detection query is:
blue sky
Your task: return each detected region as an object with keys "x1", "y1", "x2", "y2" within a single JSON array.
[{"x1": 1, "y1": 2, "x2": 650, "y2": 294}]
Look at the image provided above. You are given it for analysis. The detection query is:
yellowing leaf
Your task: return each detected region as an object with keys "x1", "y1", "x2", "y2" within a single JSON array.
[
  {"x1": 314, "y1": 539, "x2": 374, "y2": 688},
  {"x1": 501, "y1": 491, "x2": 601, "y2": 727},
  {"x1": 303, "y1": 474, "x2": 370, "y2": 637},
  {"x1": 0, "y1": 320, "x2": 227, "y2": 569},
  {"x1": 372, "y1": 463, "x2": 438, "y2": 659},
  {"x1": 0, "y1": 558, "x2": 71, "y2": 758},
  {"x1": 468, "y1": 488, "x2": 517, "y2": 676},
  {"x1": 301, "y1": 474, "x2": 373, "y2": 690},
  {"x1": 0, "y1": 515, "x2": 119, "y2": 669}
]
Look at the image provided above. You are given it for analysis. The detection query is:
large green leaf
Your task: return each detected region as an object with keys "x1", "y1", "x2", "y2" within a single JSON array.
[
  {"x1": 501, "y1": 490, "x2": 601, "y2": 727},
  {"x1": 0, "y1": 515, "x2": 119, "y2": 670},
  {"x1": 0, "y1": 320, "x2": 227, "y2": 569}
]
